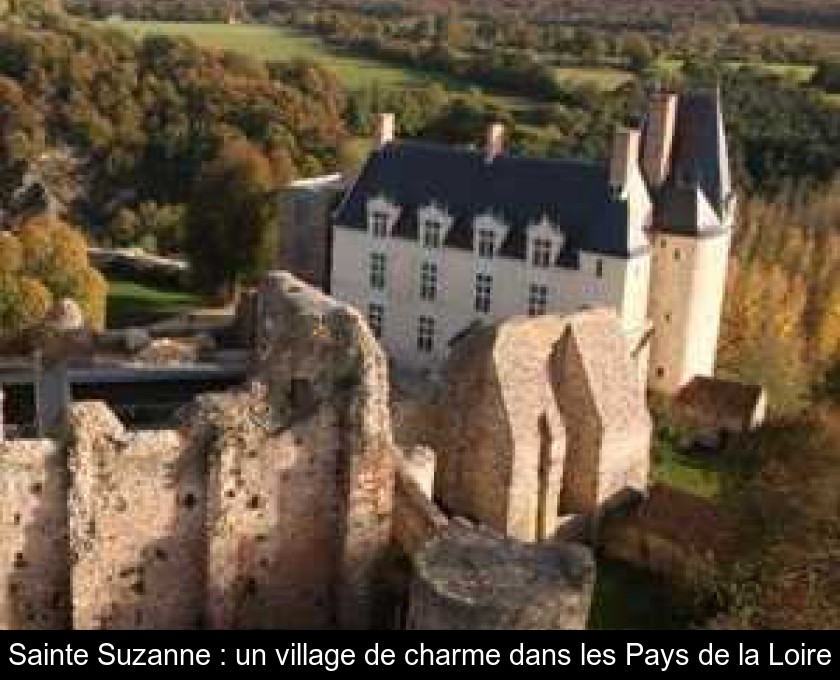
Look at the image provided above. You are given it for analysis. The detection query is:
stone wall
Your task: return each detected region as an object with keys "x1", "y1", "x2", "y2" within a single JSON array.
[
  {"x1": 433, "y1": 318, "x2": 567, "y2": 542},
  {"x1": 252, "y1": 272, "x2": 396, "y2": 629},
  {"x1": 201, "y1": 388, "x2": 342, "y2": 629},
  {"x1": 0, "y1": 275, "x2": 638, "y2": 631},
  {"x1": 277, "y1": 175, "x2": 344, "y2": 292},
  {"x1": 68, "y1": 402, "x2": 205, "y2": 630},
  {"x1": 407, "y1": 522, "x2": 594, "y2": 630},
  {"x1": 393, "y1": 452, "x2": 447, "y2": 558},
  {"x1": 432, "y1": 310, "x2": 649, "y2": 543},
  {"x1": 552, "y1": 312, "x2": 651, "y2": 519},
  {"x1": 0, "y1": 439, "x2": 69, "y2": 629},
  {"x1": 0, "y1": 272, "x2": 399, "y2": 630}
]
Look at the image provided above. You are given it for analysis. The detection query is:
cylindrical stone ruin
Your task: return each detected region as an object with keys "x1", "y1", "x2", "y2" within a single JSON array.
[{"x1": 407, "y1": 521, "x2": 595, "y2": 630}]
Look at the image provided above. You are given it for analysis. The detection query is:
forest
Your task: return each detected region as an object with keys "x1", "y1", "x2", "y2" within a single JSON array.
[
  {"x1": 65, "y1": 1, "x2": 840, "y2": 29},
  {"x1": 0, "y1": 3, "x2": 348, "y2": 243}
]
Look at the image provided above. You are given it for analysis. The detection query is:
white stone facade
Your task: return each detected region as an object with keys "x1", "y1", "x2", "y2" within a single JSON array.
[
  {"x1": 332, "y1": 209, "x2": 651, "y2": 374},
  {"x1": 647, "y1": 229, "x2": 733, "y2": 394}
]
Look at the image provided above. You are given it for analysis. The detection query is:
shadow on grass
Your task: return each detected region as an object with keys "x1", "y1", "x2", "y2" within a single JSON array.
[{"x1": 588, "y1": 559, "x2": 696, "y2": 630}]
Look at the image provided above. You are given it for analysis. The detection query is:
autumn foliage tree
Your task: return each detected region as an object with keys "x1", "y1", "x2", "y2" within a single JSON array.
[
  {"x1": 713, "y1": 407, "x2": 840, "y2": 629},
  {"x1": 184, "y1": 138, "x2": 277, "y2": 300},
  {"x1": 718, "y1": 175, "x2": 840, "y2": 411},
  {"x1": 0, "y1": 217, "x2": 106, "y2": 347}
]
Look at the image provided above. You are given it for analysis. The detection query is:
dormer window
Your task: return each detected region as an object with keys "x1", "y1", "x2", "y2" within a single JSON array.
[
  {"x1": 423, "y1": 220, "x2": 442, "y2": 248},
  {"x1": 371, "y1": 211, "x2": 388, "y2": 238},
  {"x1": 477, "y1": 229, "x2": 495, "y2": 258},
  {"x1": 532, "y1": 238, "x2": 552, "y2": 268}
]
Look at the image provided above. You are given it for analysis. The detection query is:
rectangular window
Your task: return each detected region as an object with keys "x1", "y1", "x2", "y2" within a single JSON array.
[
  {"x1": 372, "y1": 212, "x2": 388, "y2": 238},
  {"x1": 477, "y1": 229, "x2": 495, "y2": 258},
  {"x1": 423, "y1": 220, "x2": 442, "y2": 248},
  {"x1": 370, "y1": 252, "x2": 386, "y2": 290},
  {"x1": 417, "y1": 315, "x2": 435, "y2": 353},
  {"x1": 368, "y1": 303, "x2": 384, "y2": 339},
  {"x1": 528, "y1": 284, "x2": 548, "y2": 317},
  {"x1": 475, "y1": 273, "x2": 493, "y2": 314},
  {"x1": 595, "y1": 258, "x2": 604, "y2": 278},
  {"x1": 420, "y1": 261, "x2": 437, "y2": 301},
  {"x1": 532, "y1": 238, "x2": 552, "y2": 268}
]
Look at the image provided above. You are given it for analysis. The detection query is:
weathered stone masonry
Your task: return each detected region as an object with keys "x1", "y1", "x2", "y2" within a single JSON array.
[
  {"x1": 0, "y1": 273, "x2": 608, "y2": 630},
  {"x1": 0, "y1": 439, "x2": 69, "y2": 629},
  {"x1": 0, "y1": 273, "x2": 399, "y2": 630}
]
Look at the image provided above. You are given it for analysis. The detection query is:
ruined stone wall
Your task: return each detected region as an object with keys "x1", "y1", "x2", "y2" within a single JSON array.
[
  {"x1": 202, "y1": 389, "x2": 341, "y2": 629},
  {"x1": 0, "y1": 439, "x2": 69, "y2": 629},
  {"x1": 551, "y1": 313, "x2": 651, "y2": 517},
  {"x1": 552, "y1": 332, "x2": 604, "y2": 515},
  {"x1": 68, "y1": 402, "x2": 205, "y2": 630},
  {"x1": 407, "y1": 522, "x2": 594, "y2": 630},
  {"x1": 0, "y1": 275, "x2": 636, "y2": 631},
  {"x1": 208, "y1": 273, "x2": 396, "y2": 628},
  {"x1": 493, "y1": 318, "x2": 567, "y2": 541},
  {"x1": 0, "y1": 273, "x2": 400, "y2": 631},
  {"x1": 434, "y1": 331, "x2": 514, "y2": 533},
  {"x1": 393, "y1": 453, "x2": 447, "y2": 558},
  {"x1": 434, "y1": 317, "x2": 570, "y2": 543}
]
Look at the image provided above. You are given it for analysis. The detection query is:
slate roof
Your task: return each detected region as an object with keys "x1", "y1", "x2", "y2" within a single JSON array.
[
  {"x1": 333, "y1": 90, "x2": 732, "y2": 250},
  {"x1": 333, "y1": 141, "x2": 639, "y2": 260},
  {"x1": 651, "y1": 90, "x2": 733, "y2": 235}
]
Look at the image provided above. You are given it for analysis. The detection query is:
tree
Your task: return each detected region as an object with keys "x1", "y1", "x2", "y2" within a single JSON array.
[
  {"x1": 713, "y1": 407, "x2": 840, "y2": 629},
  {"x1": 0, "y1": 216, "x2": 106, "y2": 344},
  {"x1": 718, "y1": 259, "x2": 809, "y2": 414},
  {"x1": 622, "y1": 33, "x2": 655, "y2": 72},
  {"x1": 184, "y1": 137, "x2": 277, "y2": 299},
  {"x1": 812, "y1": 60, "x2": 840, "y2": 94},
  {"x1": 107, "y1": 206, "x2": 138, "y2": 247}
]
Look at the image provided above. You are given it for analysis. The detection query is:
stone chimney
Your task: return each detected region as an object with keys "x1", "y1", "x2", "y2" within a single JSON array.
[
  {"x1": 641, "y1": 91, "x2": 678, "y2": 189},
  {"x1": 609, "y1": 127, "x2": 642, "y2": 194},
  {"x1": 375, "y1": 113, "x2": 395, "y2": 149},
  {"x1": 485, "y1": 123, "x2": 505, "y2": 162}
]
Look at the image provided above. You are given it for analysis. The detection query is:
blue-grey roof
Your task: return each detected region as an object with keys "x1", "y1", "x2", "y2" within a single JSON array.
[
  {"x1": 333, "y1": 141, "x2": 637, "y2": 259},
  {"x1": 653, "y1": 90, "x2": 733, "y2": 235}
]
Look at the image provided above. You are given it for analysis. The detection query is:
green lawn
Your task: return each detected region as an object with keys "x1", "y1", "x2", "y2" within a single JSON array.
[
  {"x1": 658, "y1": 57, "x2": 815, "y2": 84},
  {"x1": 555, "y1": 66, "x2": 635, "y2": 91},
  {"x1": 737, "y1": 24, "x2": 840, "y2": 60},
  {"x1": 726, "y1": 60, "x2": 816, "y2": 83},
  {"x1": 101, "y1": 20, "x2": 443, "y2": 90},
  {"x1": 107, "y1": 278, "x2": 201, "y2": 329},
  {"x1": 653, "y1": 447, "x2": 724, "y2": 500}
]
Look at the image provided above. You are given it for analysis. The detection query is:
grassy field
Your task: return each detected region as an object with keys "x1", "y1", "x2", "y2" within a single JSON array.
[
  {"x1": 737, "y1": 24, "x2": 840, "y2": 59},
  {"x1": 727, "y1": 60, "x2": 816, "y2": 83},
  {"x1": 555, "y1": 66, "x2": 634, "y2": 91},
  {"x1": 660, "y1": 57, "x2": 816, "y2": 84},
  {"x1": 101, "y1": 20, "x2": 445, "y2": 90},
  {"x1": 103, "y1": 20, "x2": 642, "y2": 96},
  {"x1": 107, "y1": 278, "x2": 201, "y2": 328},
  {"x1": 653, "y1": 447, "x2": 724, "y2": 500}
]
